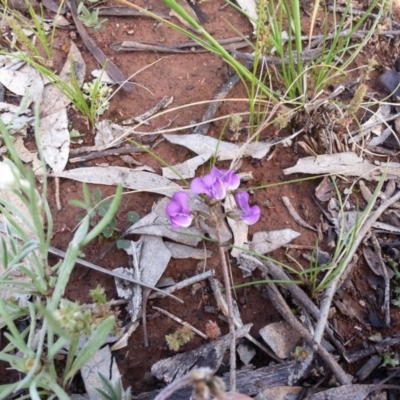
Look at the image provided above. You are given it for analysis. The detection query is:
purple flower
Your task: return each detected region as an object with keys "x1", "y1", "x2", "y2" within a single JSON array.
[
  {"x1": 191, "y1": 167, "x2": 240, "y2": 201},
  {"x1": 191, "y1": 174, "x2": 226, "y2": 200},
  {"x1": 235, "y1": 191, "x2": 260, "y2": 225},
  {"x1": 166, "y1": 191, "x2": 193, "y2": 230},
  {"x1": 210, "y1": 167, "x2": 240, "y2": 191}
]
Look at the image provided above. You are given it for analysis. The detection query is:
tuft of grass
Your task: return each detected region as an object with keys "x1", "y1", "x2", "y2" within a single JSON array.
[{"x1": 2, "y1": 0, "x2": 63, "y2": 64}]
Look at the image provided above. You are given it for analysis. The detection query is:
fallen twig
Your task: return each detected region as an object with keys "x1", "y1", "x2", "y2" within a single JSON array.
[
  {"x1": 209, "y1": 276, "x2": 282, "y2": 362},
  {"x1": 371, "y1": 233, "x2": 391, "y2": 327},
  {"x1": 110, "y1": 36, "x2": 250, "y2": 53},
  {"x1": 66, "y1": 0, "x2": 134, "y2": 92},
  {"x1": 152, "y1": 306, "x2": 208, "y2": 340},
  {"x1": 282, "y1": 196, "x2": 316, "y2": 231},
  {"x1": 313, "y1": 190, "x2": 400, "y2": 353},
  {"x1": 239, "y1": 253, "x2": 347, "y2": 356},
  {"x1": 192, "y1": 62, "x2": 252, "y2": 135},
  {"x1": 328, "y1": 5, "x2": 400, "y2": 30},
  {"x1": 265, "y1": 282, "x2": 351, "y2": 385},
  {"x1": 0, "y1": 222, "x2": 183, "y2": 302},
  {"x1": 231, "y1": 48, "x2": 322, "y2": 65},
  {"x1": 69, "y1": 144, "x2": 145, "y2": 163},
  {"x1": 98, "y1": 6, "x2": 170, "y2": 19},
  {"x1": 122, "y1": 96, "x2": 173, "y2": 126},
  {"x1": 149, "y1": 269, "x2": 214, "y2": 299}
]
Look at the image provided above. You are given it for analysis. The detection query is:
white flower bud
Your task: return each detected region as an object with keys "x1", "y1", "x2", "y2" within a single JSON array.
[{"x1": 0, "y1": 160, "x2": 29, "y2": 191}]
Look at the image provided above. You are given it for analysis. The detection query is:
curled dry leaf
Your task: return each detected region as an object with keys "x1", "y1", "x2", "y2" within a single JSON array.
[{"x1": 315, "y1": 176, "x2": 334, "y2": 202}]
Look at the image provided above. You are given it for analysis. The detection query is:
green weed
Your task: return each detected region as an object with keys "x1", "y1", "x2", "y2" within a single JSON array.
[
  {"x1": 77, "y1": 1, "x2": 107, "y2": 30},
  {"x1": 0, "y1": 110, "x2": 123, "y2": 398},
  {"x1": 70, "y1": 183, "x2": 139, "y2": 239}
]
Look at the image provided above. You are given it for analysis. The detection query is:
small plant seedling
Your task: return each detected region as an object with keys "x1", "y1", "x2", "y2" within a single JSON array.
[
  {"x1": 165, "y1": 324, "x2": 195, "y2": 351},
  {"x1": 82, "y1": 80, "x2": 112, "y2": 117},
  {"x1": 90, "y1": 285, "x2": 108, "y2": 305},
  {"x1": 95, "y1": 373, "x2": 132, "y2": 400},
  {"x1": 77, "y1": 2, "x2": 107, "y2": 30},
  {"x1": 381, "y1": 352, "x2": 400, "y2": 368},
  {"x1": 70, "y1": 184, "x2": 140, "y2": 240}
]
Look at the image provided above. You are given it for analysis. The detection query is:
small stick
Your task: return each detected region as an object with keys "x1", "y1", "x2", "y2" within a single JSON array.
[
  {"x1": 192, "y1": 62, "x2": 252, "y2": 136},
  {"x1": 122, "y1": 96, "x2": 173, "y2": 126},
  {"x1": 148, "y1": 270, "x2": 214, "y2": 299},
  {"x1": 266, "y1": 282, "x2": 351, "y2": 385},
  {"x1": 328, "y1": 5, "x2": 400, "y2": 30},
  {"x1": 66, "y1": 0, "x2": 134, "y2": 91},
  {"x1": 371, "y1": 233, "x2": 391, "y2": 327},
  {"x1": 152, "y1": 306, "x2": 208, "y2": 340},
  {"x1": 282, "y1": 196, "x2": 316, "y2": 231},
  {"x1": 142, "y1": 288, "x2": 150, "y2": 347},
  {"x1": 212, "y1": 210, "x2": 236, "y2": 392},
  {"x1": 69, "y1": 145, "x2": 145, "y2": 163},
  {"x1": 313, "y1": 191, "x2": 400, "y2": 350},
  {"x1": 55, "y1": 177, "x2": 61, "y2": 211},
  {"x1": 98, "y1": 6, "x2": 170, "y2": 19},
  {"x1": 210, "y1": 277, "x2": 281, "y2": 361},
  {"x1": 241, "y1": 254, "x2": 347, "y2": 356}
]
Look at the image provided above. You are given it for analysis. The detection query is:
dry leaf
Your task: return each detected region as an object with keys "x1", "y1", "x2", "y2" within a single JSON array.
[
  {"x1": 53, "y1": 166, "x2": 182, "y2": 197},
  {"x1": 283, "y1": 152, "x2": 400, "y2": 181},
  {"x1": 39, "y1": 42, "x2": 85, "y2": 172},
  {"x1": 250, "y1": 229, "x2": 300, "y2": 254}
]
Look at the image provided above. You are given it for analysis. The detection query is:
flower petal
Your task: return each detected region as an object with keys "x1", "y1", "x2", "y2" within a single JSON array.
[
  {"x1": 210, "y1": 167, "x2": 240, "y2": 191},
  {"x1": 191, "y1": 174, "x2": 226, "y2": 200},
  {"x1": 172, "y1": 191, "x2": 191, "y2": 213},
  {"x1": 223, "y1": 170, "x2": 240, "y2": 191},
  {"x1": 235, "y1": 191, "x2": 250, "y2": 212},
  {"x1": 235, "y1": 191, "x2": 260, "y2": 225},
  {"x1": 170, "y1": 214, "x2": 193, "y2": 230},
  {"x1": 241, "y1": 205, "x2": 261, "y2": 225},
  {"x1": 166, "y1": 191, "x2": 193, "y2": 229},
  {"x1": 209, "y1": 177, "x2": 226, "y2": 200},
  {"x1": 191, "y1": 177, "x2": 212, "y2": 197}
]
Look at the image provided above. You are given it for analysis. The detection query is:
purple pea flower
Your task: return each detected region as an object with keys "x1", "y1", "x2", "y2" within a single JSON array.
[
  {"x1": 191, "y1": 167, "x2": 240, "y2": 201},
  {"x1": 166, "y1": 191, "x2": 193, "y2": 230},
  {"x1": 235, "y1": 191, "x2": 260, "y2": 225},
  {"x1": 210, "y1": 167, "x2": 240, "y2": 191},
  {"x1": 191, "y1": 174, "x2": 226, "y2": 200}
]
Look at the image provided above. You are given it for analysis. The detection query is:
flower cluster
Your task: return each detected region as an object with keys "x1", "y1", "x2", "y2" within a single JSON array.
[{"x1": 166, "y1": 167, "x2": 260, "y2": 230}]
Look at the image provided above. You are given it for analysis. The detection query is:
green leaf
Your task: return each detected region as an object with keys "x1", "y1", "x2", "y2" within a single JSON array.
[
  {"x1": 69, "y1": 199, "x2": 90, "y2": 210},
  {"x1": 102, "y1": 225, "x2": 114, "y2": 238},
  {"x1": 50, "y1": 217, "x2": 89, "y2": 308},
  {"x1": 83, "y1": 183, "x2": 91, "y2": 206},
  {"x1": 127, "y1": 211, "x2": 139, "y2": 224},
  {"x1": 116, "y1": 239, "x2": 131, "y2": 249},
  {"x1": 94, "y1": 188, "x2": 103, "y2": 204},
  {"x1": 81, "y1": 185, "x2": 123, "y2": 247}
]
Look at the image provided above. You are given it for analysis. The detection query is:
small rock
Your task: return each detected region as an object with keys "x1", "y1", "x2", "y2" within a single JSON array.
[
  {"x1": 237, "y1": 343, "x2": 256, "y2": 365},
  {"x1": 378, "y1": 70, "x2": 400, "y2": 98},
  {"x1": 259, "y1": 321, "x2": 301, "y2": 359}
]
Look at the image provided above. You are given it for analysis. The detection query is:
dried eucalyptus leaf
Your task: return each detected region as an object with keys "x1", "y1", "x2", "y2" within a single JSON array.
[
  {"x1": 250, "y1": 229, "x2": 300, "y2": 254},
  {"x1": 283, "y1": 152, "x2": 400, "y2": 181},
  {"x1": 53, "y1": 166, "x2": 182, "y2": 197}
]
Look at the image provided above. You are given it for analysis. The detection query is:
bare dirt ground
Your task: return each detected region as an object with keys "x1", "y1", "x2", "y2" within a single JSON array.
[{"x1": 2, "y1": 0, "x2": 400, "y2": 398}]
